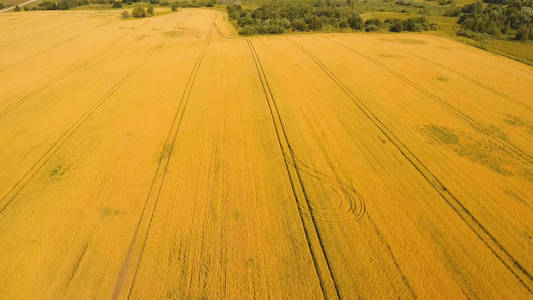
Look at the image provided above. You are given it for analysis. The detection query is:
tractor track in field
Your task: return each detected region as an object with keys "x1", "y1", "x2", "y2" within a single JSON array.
[
  {"x1": 0, "y1": 18, "x2": 81, "y2": 49},
  {"x1": 283, "y1": 154, "x2": 365, "y2": 224},
  {"x1": 365, "y1": 211, "x2": 417, "y2": 299},
  {"x1": 212, "y1": 21, "x2": 223, "y2": 39},
  {"x1": 0, "y1": 19, "x2": 151, "y2": 119},
  {"x1": 422, "y1": 35, "x2": 533, "y2": 78},
  {"x1": 377, "y1": 39, "x2": 533, "y2": 114},
  {"x1": 248, "y1": 39, "x2": 341, "y2": 300},
  {"x1": 0, "y1": 24, "x2": 173, "y2": 216},
  {"x1": 0, "y1": 18, "x2": 116, "y2": 73},
  {"x1": 111, "y1": 23, "x2": 214, "y2": 300},
  {"x1": 323, "y1": 36, "x2": 533, "y2": 166},
  {"x1": 290, "y1": 37, "x2": 533, "y2": 293}
]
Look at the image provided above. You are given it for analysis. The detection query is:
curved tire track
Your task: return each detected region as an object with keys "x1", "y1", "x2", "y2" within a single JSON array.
[
  {"x1": 248, "y1": 39, "x2": 341, "y2": 300},
  {"x1": 284, "y1": 154, "x2": 366, "y2": 224},
  {"x1": 290, "y1": 37, "x2": 533, "y2": 293}
]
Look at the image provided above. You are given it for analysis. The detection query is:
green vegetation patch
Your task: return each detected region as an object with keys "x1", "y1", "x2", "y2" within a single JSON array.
[
  {"x1": 49, "y1": 165, "x2": 69, "y2": 180},
  {"x1": 503, "y1": 115, "x2": 533, "y2": 135},
  {"x1": 457, "y1": 0, "x2": 533, "y2": 41},
  {"x1": 101, "y1": 207, "x2": 122, "y2": 218},
  {"x1": 421, "y1": 124, "x2": 533, "y2": 181},
  {"x1": 227, "y1": 1, "x2": 439, "y2": 35}
]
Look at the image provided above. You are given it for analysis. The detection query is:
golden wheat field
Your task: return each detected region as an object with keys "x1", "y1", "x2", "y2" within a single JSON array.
[{"x1": 0, "y1": 8, "x2": 532, "y2": 299}]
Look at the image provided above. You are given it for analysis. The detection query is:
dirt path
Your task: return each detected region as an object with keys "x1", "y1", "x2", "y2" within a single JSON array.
[{"x1": 0, "y1": 0, "x2": 39, "y2": 12}]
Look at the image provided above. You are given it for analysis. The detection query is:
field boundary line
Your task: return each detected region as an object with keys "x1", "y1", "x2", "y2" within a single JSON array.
[
  {"x1": 111, "y1": 23, "x2": 214, "y2": 300},
  {"x1": 0, "y1": 23, "x2": 171, "y2": 216},
  {"x1": 0, "y1": 19, "x2": 151, "y2": 119},
  {"x1": 323, "y1": 36, "x2": 533, "y2": 166},
  {"x1": 290, "y1": 38, "x2": 533, "y2": 293},
  {"x1": 248, "y1": 39, "x2": 341, "y2": 300}
]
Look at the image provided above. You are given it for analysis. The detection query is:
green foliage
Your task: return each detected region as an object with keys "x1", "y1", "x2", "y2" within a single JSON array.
[
  {"x1": 364, "y1": 18, "x2": 383, "y2": 31},
  {"x1": 33, "y1": 0, "x2": 88, "y2": 10},
  {"x1": 386, "y1": 18, "x2": 405, "y2": 31},
  {"x1": 457, "y1": 0, "x2": 533, "y2": 40},
  {"x1": 292, "y1": 19, "x2": 310, "y2": 31},
  {"x1": 438, "y1": 0, "x2": 453, "y2": 5},
  {"x1": 443, "y1": 6, "x2": 460, "y2": 16},
  {"x1": 365, "y1": 24, "x2": 379, "y2": 31},
  {"x1": 14, "y1": 4, "x2": 21, "y2": 10},
  {"x1": 305, "y1": 15, "x2": 323, "y2": 30},
  {"x1": 348, "y1": 13, "x2": 364, "y2": 29},
  {"x1": 0, "y1": 3, "x2": 4, "y2": 9},
  {"x1": 365, "y1": 18, "x2": 383, "y2": 27},
  {"x1": 171, "y1": 0, "x2": 216, "y2": 8},
  {"x1": 405, "y1": 16, "x2": 429, "y2": 31},
  {"x1": 121, "y1": 9, "x2": 129, "y2": 17},
  {"x1": 384, "y1": 17, "x2": 429, "y2": 32},
  {"x1": 457, "y1": 28, "x2": 482, "y2": 38},
  {"x1": 339, "y1": 19, "x2": 348, "y2": 28},
  {"x1": 171, "y1": 3, "x2": 177, "y2": 10},
  {"x1": 37, "y1": 1, "x2": 57, "y2": 9},
  {"x1": 515, "y1": 25, "x2": 531, "y2": 39},
  {"x1": 227, "y1": 1, "x2": 436, "y2": 35},
  {"x1": 112, "y1": 1, "x2": 122, "y2": 8},
  {"x1": 147, "y1": 5, "x2": 154, "y2": 14},
  {"x1": 132, "y1": 6, "x2": 146, "y2": 17}
]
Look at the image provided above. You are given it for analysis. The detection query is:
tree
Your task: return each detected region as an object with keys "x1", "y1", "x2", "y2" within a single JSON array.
[
  {"x1": 515, "y1": 26, "x2": 529, "y2": 40},
  {"x1": 112, "y1": 1, "x2": 122, "y2": 7},
  {"x1": 121, "y1": 9, "x2": 129, "y2": 17},
  {"x1": 171, "y1": 4, "x2": 177, "y2": 11},
  {"x1": 38, "y1": 1, "x2": 57, "y2": 9},
  {"x1": 291, "y1": 19, "x2": 309, "y2": 31},
  {"x1": 57, "y1": 0, "x2": 69, "y2": 9},
  {"x1": 132, "y1": 6, "x2": 146, "y2": 17},
  {"x1": 305, "y1": 15, "x2": 323, "y2": 30},
  {"x1": 14, "y1": 4, "x2": 21, "y2": 10},
  {"x1": 365, "y1": 24, "x2": 378, "y2": 31},
  {"x1": 237, "y1": 16, "x2": 254, "y2": 27},
  {"x1": 348, "y1": 13, "x2": 363, "y2": 29},
  {"x1": 387, "y1": 19, "x2": 404, "y2": 31},
  {"x1": 443, "y1": 6, "x2": 460, "y2": 16},
  {"x1": 461, "y1": 1, "x2": 482, "y2": 14},
  {"x1": 147, "y1": 5, "x2": 154, "y2": 14},
  {"x1": 339, "y1": 20, "x2": 348, "y2": 28}
]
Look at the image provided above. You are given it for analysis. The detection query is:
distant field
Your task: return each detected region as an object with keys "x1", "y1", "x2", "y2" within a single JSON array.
[
  {"x1": 0, "y1": 0, "x2": 27, "y2": 7},
  {"x1": 0, "y1": 8, "x2": 532, "y2": 299}
]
